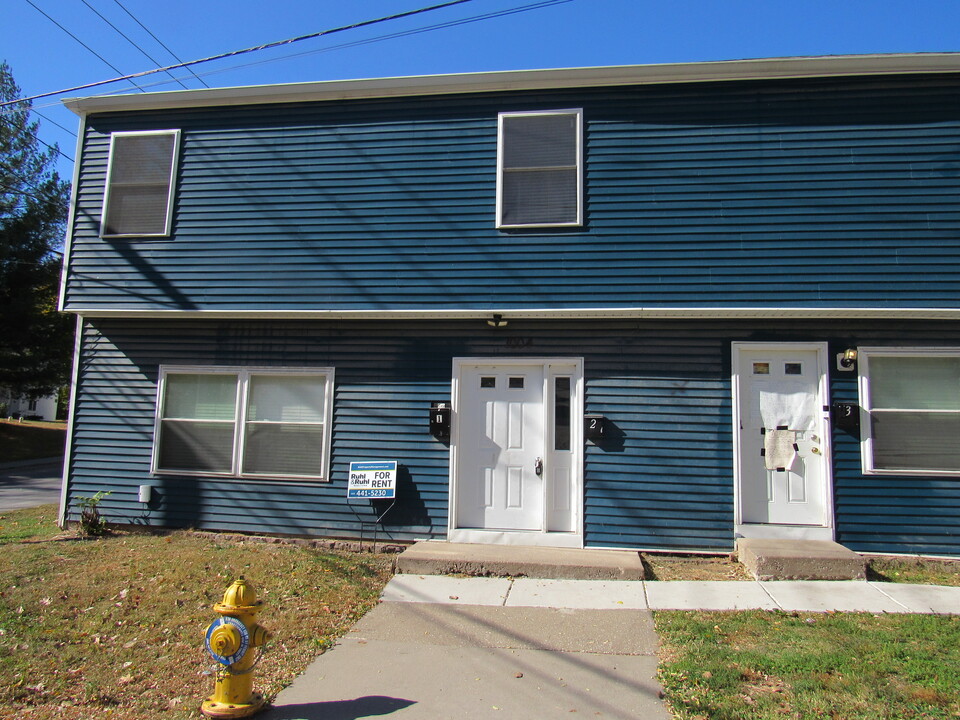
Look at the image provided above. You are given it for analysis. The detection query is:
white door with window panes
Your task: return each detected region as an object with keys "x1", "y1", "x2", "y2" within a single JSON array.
[
  {"x1": 732, "y1": 344, "x2": 833, "y2": 538},
  {"x1": 450, "y1": 359, "x2": 583, "y2": 547}
]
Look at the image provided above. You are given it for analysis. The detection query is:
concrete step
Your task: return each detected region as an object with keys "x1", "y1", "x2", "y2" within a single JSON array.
[
  {"x1": 736, "y1": 538, "x2": 866, "y2": 581},
  {"x1": 396, "y1": 541, "x2": 645, "y2": 580}
]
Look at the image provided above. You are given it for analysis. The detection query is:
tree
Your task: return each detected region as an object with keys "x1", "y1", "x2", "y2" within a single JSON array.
[{"x1": 0, "y1": 61, "x2": 73, "y2": 399}]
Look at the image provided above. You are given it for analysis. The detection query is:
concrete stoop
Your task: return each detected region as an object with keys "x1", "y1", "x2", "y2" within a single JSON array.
[
  {"x1": 396, "y1": 541, "x2": 646, "y2": 580},
  {"x1": 736, "y1": 538, "x2": 866, "y2": 581}
]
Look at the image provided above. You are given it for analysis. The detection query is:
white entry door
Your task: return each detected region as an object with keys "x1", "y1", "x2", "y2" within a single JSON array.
[
  {"x1": 733, "y1": 344, "x2": 833, "y2": 537},
  {"x1": 451, "y1": 359, "x2": 582, "y2": 547}
]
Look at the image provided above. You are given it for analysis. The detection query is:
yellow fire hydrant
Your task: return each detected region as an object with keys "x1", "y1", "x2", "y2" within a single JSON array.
[{"x1": 201, "y1": 577, "x2": 271, "y2": 719}]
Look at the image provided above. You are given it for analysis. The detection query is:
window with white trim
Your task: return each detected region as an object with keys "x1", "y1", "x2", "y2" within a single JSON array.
[
  {"x1": 153, "y1": 367, "x2": 334, "y2": 481},
  {"x1": 859, "y1": 348, "x2": 960, "y2": 475},
  {"x1": 102, "y1": 130, "x2": 180, "y2": 237},
  {"x1": 497, "y1": 109, "x2": 582, "y2": 228}
]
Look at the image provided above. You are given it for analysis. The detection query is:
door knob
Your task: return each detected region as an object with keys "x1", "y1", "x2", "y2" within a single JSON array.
[{"x1": 534, "y1": 457, "x2": 543, "y2": 477}]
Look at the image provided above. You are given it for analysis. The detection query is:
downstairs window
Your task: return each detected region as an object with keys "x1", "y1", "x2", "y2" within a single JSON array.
[
  {"x1": 859, "y1": 348, "x2": 960, "y2": 475},
  {"x1": 153, "y1": 367, "x2": 334, "y2": 481}
]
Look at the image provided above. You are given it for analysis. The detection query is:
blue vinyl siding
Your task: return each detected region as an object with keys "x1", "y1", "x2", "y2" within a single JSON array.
[
  {"x1": 64, "y1": 317, "x2": 960, "y2": 555},
  {"x1": 64, "y1": 75, "x2": 960, "y2": 313}
]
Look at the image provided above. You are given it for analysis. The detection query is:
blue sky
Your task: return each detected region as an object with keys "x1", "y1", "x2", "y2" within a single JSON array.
[{"x1": 4, "y1": 0, "x2": 960, "y2": 177}]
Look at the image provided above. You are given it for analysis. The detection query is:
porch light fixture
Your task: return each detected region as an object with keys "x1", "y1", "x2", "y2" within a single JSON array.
[
  {"x1": 486, "y1": 314, "x2": 508, "y2": 328},
  {"x1": 837, "y1": 348, "x2": 858, "y2": 371}
]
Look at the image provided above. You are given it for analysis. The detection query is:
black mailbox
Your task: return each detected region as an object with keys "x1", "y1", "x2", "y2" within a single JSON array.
[
  {"x1": 584, "y1": 414, "x2": 606, "y2": 441},
  {"x1": 831, "y1": 402, "x2": 860, "y2": 433},
  {"x1": 430, "y1": 401, "x2": 451, "y2": 441}
]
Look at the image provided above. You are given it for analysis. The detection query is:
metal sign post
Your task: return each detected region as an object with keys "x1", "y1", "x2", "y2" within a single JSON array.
[{"x1": 347, "y1": 461, "x2": 397, "y2": 551}]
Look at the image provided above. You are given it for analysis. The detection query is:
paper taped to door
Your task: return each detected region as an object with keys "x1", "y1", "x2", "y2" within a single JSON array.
[
  {"x1": 764, "y1": 429, "x2": 797, "y2": 471},
  {"x1": 759, "y1": 381, "x2": 815, "y2": 432}
]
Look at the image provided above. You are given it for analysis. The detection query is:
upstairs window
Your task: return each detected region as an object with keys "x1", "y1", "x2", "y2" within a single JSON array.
[
  {"x1": 859, "y1": 348, "x2": 960, "y2": 475},
  {"x1": 101, "y1": 130, "x2": 180, "y2": 237},
  {"x1": 497, "y1": 109, "x2": 582, "y2": 228},
  {"x1": 153, "y1": 367, "x2": 335, "y2": 481}
]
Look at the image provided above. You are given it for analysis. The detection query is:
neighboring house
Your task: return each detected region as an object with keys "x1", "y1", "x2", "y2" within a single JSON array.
[
  {"x1": 57, "y1": 54, "x2": 960, "y2": 556},
  {"x1": 0, "y1": 387, "x2": 58, "y2": 421}
]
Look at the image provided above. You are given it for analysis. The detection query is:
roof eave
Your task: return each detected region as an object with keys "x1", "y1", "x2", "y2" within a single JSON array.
[{"x1": 62, "y1": 53, "x2": 960, "y2": 116}]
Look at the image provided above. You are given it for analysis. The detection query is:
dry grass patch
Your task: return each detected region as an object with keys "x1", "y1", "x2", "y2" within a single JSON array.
[
  {"x1": 0, "y1": 505, "x2": 393, "y2": 719},
  {"x1": 642, "y1": 552, "x2": 960, "y2": 585},
  {"x1": 641, "y1": 552, "x2": 753, "y2": 581},
  {"x1": 867, "y1": 555, "x2": 960, "y2": 587}
]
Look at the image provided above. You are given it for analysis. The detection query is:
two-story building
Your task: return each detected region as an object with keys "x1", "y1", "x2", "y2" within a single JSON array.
[{"x1": 57, "y1": 54, "x2": 960, "y2": 556}]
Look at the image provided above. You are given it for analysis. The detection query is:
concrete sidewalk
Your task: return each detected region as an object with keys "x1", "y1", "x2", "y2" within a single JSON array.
[
  {"x1": 261, "y1": 575, "x2": 958, "y2": 720},
  {"x1": 382, "y1": 574, "x2": 960, "y2": 614}
]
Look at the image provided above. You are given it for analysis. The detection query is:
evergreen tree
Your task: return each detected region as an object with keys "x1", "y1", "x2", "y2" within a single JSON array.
[{"x1": 0, "y1": 61, "x2": 73, "y2": 399}]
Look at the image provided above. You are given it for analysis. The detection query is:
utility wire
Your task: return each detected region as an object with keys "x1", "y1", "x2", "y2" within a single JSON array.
[
  {"x1": 111, "y1": 0, "x2": 210, "y2": 88},
  {"x1": 22, "y1": 0, "x2": 144, "y2": 93},
  {"x1": 32, "y1": 135, "x2": 73, "y2": 163},
  {"x1": 1, "y1": 98, "x2": 75, "y2": 161},
  {"x1": 79, "y1": 0, "x2": 190, "y2": 90},
  {"x1": 30, "y1": 108, "x2": 77, "y2": 139},
  {"x1": 10, "y1": 0, "x2": 571, "y2": 112},
  {"x1": 214, "y1": 0, "x2": 572, "y2": 80},
  {"x1": 2, "y1": 0, "x2": 477, "y2": 108}
]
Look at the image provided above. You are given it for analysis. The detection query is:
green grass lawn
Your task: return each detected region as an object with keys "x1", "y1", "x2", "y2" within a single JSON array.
[
  {"x1": 3, "y1": 504, "x2": 959, "y2": 720},
  {"x1": 657, "y1": 610, "x2": 960, "y2": 719},
  {"x1": 0, "y1": 419, "x2": 66, "y2": 463},
  {"x1": 0, "y1": 505, "x2": 393, "y2": 720}
]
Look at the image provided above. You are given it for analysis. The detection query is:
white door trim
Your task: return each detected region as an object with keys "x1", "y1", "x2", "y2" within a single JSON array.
[
  {"x1": 731, "y1": 342, "x2": 835, "y2": 541},
  {"x1": 448, "y1": 357, "x2": 584, "y2": 548}
]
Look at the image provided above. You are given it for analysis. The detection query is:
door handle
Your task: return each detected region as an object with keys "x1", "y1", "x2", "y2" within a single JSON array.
[{"x1": 534, "y1": 457, "x2": 543, "y2": 477}]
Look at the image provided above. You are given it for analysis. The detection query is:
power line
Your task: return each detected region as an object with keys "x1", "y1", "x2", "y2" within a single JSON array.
[
  {"x1": 9, "y1": 0, "x2": 572, "y2": 113},
  {"x1": 33, "y1": 135, "x2": 73, "y2": 163},
  {"x1": 78, "y1": 0, "x2": 190, "y2": 90},
  {"x1": 30, "y1": 109, "x2": 77, "y2": 139},
  {"x1": 111, "y1": 0, "x2": 210, "y2": 88},
  {"x1": 22, "y1": 0, "x2": 144, "y2": 93},
  {"x1": 1, "y1": 98, "x2": 75, "y2": 161},
  {"x1": 3, "y1": 0, "x2": 478, "y2": 108},
  {"x1": 214, "y1": 0, "x2": 573, "y2": 80}
]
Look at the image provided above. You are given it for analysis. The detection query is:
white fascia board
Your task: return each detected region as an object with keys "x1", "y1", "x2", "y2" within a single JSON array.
[
  {"x1": 61, "y1": 306, "x2": 960, "y2": 321},
  {"x1": 58, "y1": 314, "x2": 84, "y2": 529},
  {"x1": 57, "y1": 114, "x2": 87, "y2": 313},
  {"x1": 62, "y1": 53, "x2": 960, "y2": 116}
]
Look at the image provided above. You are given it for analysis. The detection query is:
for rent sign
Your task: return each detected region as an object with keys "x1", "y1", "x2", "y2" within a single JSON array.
[{"x1": 347, "y1": 461, "x2": 397, "y2": 499}]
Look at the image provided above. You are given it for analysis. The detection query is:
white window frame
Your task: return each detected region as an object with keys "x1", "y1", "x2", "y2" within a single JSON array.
[
  {"x1": 859, "y1": 347, "x2": 960, "y2": 476},
  {"x1": 496, "y1": 108, "x2": 583, "y2": 229},
  {"x1": 151, "y1": 366, "x2": 335, "y2": 482},
  {"x1": 101, "y1": 129, "x2": 181, "y2": 238}
]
